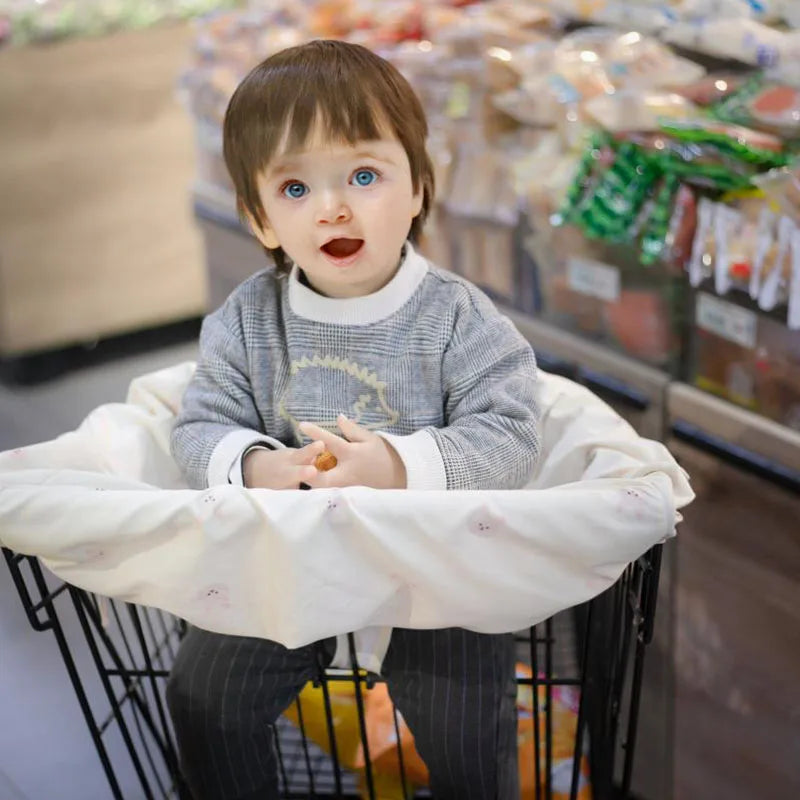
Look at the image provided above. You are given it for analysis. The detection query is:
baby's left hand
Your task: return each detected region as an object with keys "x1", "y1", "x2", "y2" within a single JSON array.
[{"x1": 298, "y1": 415, "x2": 406, "y2": 490}]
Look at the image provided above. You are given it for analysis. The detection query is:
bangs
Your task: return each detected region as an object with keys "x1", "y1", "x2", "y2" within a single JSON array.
[{"x1": 276, "y1": 82, "x2": 391, "y2": 158}]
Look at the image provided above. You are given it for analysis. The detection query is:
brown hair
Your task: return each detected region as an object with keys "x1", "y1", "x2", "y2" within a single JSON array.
[{"x1": 223, "y1": 39, "x2": 436, "y2": 274}]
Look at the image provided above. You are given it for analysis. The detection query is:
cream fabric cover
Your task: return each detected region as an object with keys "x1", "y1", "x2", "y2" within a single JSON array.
[{"x1": 0, "y1": 363, "x2": 692, "y2": 656}]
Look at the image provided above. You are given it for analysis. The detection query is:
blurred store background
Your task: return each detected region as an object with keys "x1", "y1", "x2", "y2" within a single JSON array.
[{"x1": 1, "y1": 1, "x2": 799, "y2": 799}]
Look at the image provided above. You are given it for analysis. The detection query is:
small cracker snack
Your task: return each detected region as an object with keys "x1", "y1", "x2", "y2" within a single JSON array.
[{"x1": 314, "y1": 451, "x2": 338, "y2": 471}]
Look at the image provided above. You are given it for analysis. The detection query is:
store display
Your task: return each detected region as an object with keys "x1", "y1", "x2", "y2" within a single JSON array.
[
  {"x1": 4, "y1": 5, "x2": 799, "y2": 799},
  {"x1": 1, "y1": 0, "x2": 242, "y2": 45},
  {"x1": 179, "y1": 0, "x2": 800, "y2": 422},
  {"x1": 690, "y1": 290, "x2": 800, "y2": 427},
  {"x1": 534, "y1": 224, "x2": 683, "y2": 368}
]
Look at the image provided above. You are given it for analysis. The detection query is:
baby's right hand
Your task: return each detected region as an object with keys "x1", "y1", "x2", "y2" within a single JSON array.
[{"x1": 243, "y1": 440, "x2": 326, "y2": 489}]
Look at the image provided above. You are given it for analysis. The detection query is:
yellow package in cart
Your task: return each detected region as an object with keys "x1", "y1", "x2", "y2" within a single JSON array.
[{"x1": 285, "y1": 662, "x2": 592, "y2": 800}]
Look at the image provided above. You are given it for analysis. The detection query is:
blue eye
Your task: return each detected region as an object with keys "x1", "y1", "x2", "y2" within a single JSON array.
[
  {"x1": 352, "y1": 169, "x2": 378, "y2": 187},
  {"x1": 282, "y1": 181, "x2": 308, "y2": 199}
]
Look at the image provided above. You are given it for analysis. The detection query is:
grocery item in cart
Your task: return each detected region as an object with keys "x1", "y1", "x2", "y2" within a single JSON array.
[{"x1": 349, "y1": 663, "x2": 592, "y2": 800}]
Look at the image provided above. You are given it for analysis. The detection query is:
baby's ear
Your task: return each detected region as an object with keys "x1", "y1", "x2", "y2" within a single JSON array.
[
  {"x1": 243, "y1": 209, "x2": 280, "y2": 249},
  {"x1": 411, "y1": 186, "x2": 424, "y2": 219}
]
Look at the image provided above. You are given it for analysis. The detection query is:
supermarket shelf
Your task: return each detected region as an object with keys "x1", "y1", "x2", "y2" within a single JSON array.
[
  {"x1": 502, "y1": 309, "x2": 670, "y2": 440},
  {"x1": 669, "y1": 382, "x2": 800, "y2": 484},
  {"x1": 503, "y1": 309, "x2": 669, "y2": 399}
]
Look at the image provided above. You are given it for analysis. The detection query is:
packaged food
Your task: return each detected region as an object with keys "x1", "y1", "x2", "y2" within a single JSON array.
[
  {"x1": 555, "y1": 131, "x2": 616, "y2": 225},
  {"x1": 713, "y1": 75, "x2": 800, "y2": 137},
  {"x1": 351, "y1": 664, "x2": 594, "y2": 800},
  {"x1": 584, "y1": 90, "x2": 697, "y2": 132},
  {"x1": 751, "y1": 206, "x2": 779, "y2": 300},
  {"x1": 759, "y1": 215, "x2": 795, "y2": 311},
  {"x1": 575, "y1": 143, "x2": 660, "y2": 244},
  {"x1": 620, "y1": 132, "x2": 761, "y2": 192},
  {"x1": 713, "y1": 203, "x2": 749, "y2": 296},
  {"x1": 691, "y1": 291, "x2": 800, "y2": 429},
  {"x1": 658, "y1": 118, "x2": 787, "y2": 166},
  {"x1": 554, "y1": 27, "x2": 705, "y2": 91},
  {"x1": 676, "y1": 74, "x2": 748, "y2": 106},
  {"x1": 591, "y1": 3, "x2": 676, "y2": 35},
  {"x1": 640, "y1": 173, "x2": 682, "y2": 267},
  {"x1": 537, "y1": 224, "x2": 685, "y2": 369},
  {"x1": 688, "y1": 198, "x2": 718, "y2": 287},
  {"x1": 687, "y1": 198, "x2": 782, "y2": 299},
  {"x1": 752, "y1": 160, "x2": 800, "y2": 220},
  {"x1": 663, "y1": 183, "x2": 699, "y2": 272},
  {"x1": 663, "y1": 18, "x2": 788, "y2": 67},
  {"x1": 679, "y1": 0, "x2": 783, "y2": 22}
]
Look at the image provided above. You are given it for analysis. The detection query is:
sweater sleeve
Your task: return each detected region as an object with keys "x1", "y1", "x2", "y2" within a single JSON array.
[
  {"x1": 170, "y1": 304, "x2": 269, "y2": 489},
  {"x1": 428, "y1": 291, "x2": 540, "y2": 490}
]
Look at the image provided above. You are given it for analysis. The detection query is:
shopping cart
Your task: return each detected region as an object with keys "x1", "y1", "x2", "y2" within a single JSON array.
[{"x1": 3, "y1": 543, "x2": 662, "y2": 800}]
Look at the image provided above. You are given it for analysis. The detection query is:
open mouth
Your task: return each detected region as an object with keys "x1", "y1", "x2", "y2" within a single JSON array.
[{"x1": 320, "y1": 238, "x2": 364, "y2": 260}]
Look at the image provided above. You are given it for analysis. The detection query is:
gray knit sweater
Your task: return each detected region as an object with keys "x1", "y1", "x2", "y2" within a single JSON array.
[{"x1": 171, "y1": 245, "x2": 540, "y2": 492}]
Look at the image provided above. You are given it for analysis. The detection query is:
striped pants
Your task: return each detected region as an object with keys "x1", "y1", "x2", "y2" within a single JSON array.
[{"x1": 166, "y1": 626, "x2": 519, "y2": 800}]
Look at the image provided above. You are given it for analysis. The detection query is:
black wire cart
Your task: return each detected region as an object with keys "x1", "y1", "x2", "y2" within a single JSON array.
[{"x1": 3, "y1": 544, "x2": 662, "y2": 800}]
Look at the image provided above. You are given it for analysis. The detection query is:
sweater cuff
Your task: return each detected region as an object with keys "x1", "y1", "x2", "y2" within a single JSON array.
[
  {"x1": 376, "y1": 429, "x2": 447, "y2": 490},
  {"x1": 208, "y1": 429, "x2": 285, "y2": 486}
]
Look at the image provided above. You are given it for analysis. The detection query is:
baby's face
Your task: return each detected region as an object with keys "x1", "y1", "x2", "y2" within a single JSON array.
[{"x1": 252, "y1": 123, "x2": 423, "y2": 298}]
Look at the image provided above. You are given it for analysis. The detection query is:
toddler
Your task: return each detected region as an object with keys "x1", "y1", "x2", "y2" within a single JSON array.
[{"x1": 168, "y1": 39, "x2": 540, "y2": 800}]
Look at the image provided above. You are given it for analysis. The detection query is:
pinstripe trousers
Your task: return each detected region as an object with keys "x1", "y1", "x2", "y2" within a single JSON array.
[{"x1": 166, "y1": 626, "x2": 519, "y2": 800}]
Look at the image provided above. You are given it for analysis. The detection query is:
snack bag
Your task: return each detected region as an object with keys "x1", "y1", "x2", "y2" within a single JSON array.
[
  {"x1": 675, "y1": 73, "x2": 747, "y2": 107},
  {"x1": 516, "y1": 664, "x2": 593, "y2": 800},
  {"x1": 282, "y1": 675, "x2": 370, "y2": 770},
  {"x1": 350, "y1": 664, "x2": 593, "y2": 800},
  {"x1": 713, "y1": 74, "x2": 800, "y2": 138},
  {"x1": 752, "y1": 160, "x2": 800, "y2": 220},
  {"x1": 658, "y1": 118, "x2": 786, "y2": 167},
  {"x1": 759, "y1": 214, "x2": 796, "y2": 311},
  {"x1": 688, "y1": 198, "x2": 718, "y2": 287}
]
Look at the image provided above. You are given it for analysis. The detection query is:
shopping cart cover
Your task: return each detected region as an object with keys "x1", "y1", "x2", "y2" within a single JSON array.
[{"x1": 0, "y1": 363, "x2": 693, "y2": 648}]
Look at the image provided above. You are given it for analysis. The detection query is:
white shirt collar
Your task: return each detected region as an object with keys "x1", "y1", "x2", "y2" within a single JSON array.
[{"x1": 287, "y1": 243, "x2": 429, "y2": 325}]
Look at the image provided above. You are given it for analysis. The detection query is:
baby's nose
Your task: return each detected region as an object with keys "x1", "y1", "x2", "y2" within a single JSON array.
[{"x1": 316, "y1": 192, "x2": 351, "y2": 225}]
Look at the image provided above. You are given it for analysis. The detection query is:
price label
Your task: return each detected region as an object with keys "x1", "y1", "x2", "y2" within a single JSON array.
[
  {"x1": 696, "y1": 293, "x2": 757, "y2": 349},
  {"x1": 567, "y1": 257, "x2": 620, "y2": 302}
]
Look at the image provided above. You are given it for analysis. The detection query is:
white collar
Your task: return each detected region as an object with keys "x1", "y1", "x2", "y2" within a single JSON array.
[{"x1": 287, "y1": 243, "x2": 429, "y2": 325}]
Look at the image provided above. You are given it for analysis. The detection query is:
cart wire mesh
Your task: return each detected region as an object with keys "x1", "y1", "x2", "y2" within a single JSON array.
[{"x1": 3, "y1": 544, "x2": 662, "y2": 800}]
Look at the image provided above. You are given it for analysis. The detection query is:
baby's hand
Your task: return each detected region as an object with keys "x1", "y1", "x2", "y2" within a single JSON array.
[
  {"x1": 297, "y1": 416, "x2": 406, "y2": 490},
  {"x1": 243, "y1": 440, "x2": 326, "y2": 489}
]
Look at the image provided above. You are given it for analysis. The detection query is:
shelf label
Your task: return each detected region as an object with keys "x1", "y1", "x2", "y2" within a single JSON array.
[
  {"x1": 567, "y1": 257, "x2": 620, "y2": 302},
  {"x1": 696, "y1": 293, "x2": 757, "y2": 349}
]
